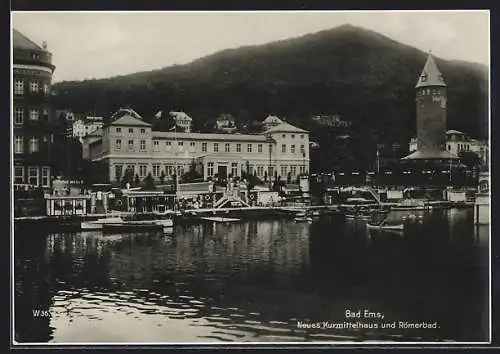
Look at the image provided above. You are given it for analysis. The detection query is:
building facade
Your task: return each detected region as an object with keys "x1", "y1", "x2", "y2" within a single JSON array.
[
  {"x1": 82, "y1": 113, "x2": 310, "y2": 184},
  {"x1": 13, "y1": 29, "x2": 56, "y2": 188}
]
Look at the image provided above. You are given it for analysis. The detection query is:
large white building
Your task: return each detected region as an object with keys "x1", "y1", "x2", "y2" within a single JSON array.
[
  {"x1": 82, "y1": 112, "x2": 310, "y2": 184},
  {"x1": 409, "y1": 129, "x2": 488, "y2": 165}
]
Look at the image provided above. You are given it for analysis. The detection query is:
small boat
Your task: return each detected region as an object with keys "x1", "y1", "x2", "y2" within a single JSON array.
[
  {"x1": 81, "y1": 216, "x2": 124, "y2": 230},
  {"x1": 294, "y1": 211, "x2": 313, "y2": 223},
  {"x1": 101, "y1": 218, "x2": 173, "y2": 233},
  {"x1": 391, "y1": 206, "x2": 426, "y2": 211},
  {"x1": 153, "y1": 219, "x2": 174, "y2": 228},
  {"x1": 312, "y1": 211, "x2": 321, "y2": 217},
  {"x1": 294, "y1": 216, "x2": 313, "y2": 223},
  {"x1": 366, "y1": 221, "x2": 404, "y2": 231},
  {"x1": 201, "y1": 216, "x2": 240, "y2": 223},
  {"x1": 345, "y1": 212, "x2": 371, "y2": 220}
]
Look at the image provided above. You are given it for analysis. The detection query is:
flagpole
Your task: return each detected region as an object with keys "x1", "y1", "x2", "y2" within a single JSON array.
[
  {"x1": 174, "y1": 122, "x2": 178, "y2": 212},
  {"x1": 449, "y1": 158, "x2": 452, "y2": 184}
]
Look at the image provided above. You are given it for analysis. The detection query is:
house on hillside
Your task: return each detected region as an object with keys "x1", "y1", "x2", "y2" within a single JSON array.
[
  {"x1": 311, "y1": 114, "x2": 351, "y2": 128},
  {"x1": 72, "y1": 116, "x2": 104, "y2": 141},
  {"x1": 169, "y1": 111, "x2": 193, "y2": 133},
  {"x1": 215, "y1": 114, "x2": 237, "y2": 133}
]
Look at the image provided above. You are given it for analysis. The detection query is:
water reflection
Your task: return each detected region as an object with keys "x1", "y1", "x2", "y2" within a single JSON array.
[{"x1": 14, "y1": 209, "x2": 488, "y2": 343}]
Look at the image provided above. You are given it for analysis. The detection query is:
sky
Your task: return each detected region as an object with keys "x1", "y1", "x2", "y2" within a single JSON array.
[{"x1": 12, "y1": 11, "x2": 490, "y2": 83}]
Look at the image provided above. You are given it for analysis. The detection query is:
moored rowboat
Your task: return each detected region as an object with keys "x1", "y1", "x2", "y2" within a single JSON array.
[{"x1": 366, "y1": 222, "x2": 404, "y2": 231}]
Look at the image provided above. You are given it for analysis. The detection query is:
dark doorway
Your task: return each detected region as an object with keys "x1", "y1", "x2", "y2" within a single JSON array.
[{"x1": 218, "y1": 165, "x2": 228, "y2": 179}]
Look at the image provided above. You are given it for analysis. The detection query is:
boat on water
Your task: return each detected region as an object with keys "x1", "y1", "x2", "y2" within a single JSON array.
[
  {"x1": 345, "y1": 212, "x2": 371, "y2": 220},
  {"x1": 102, "y1": 219, "x2": 174, "y2": 233},
  {"x1": 391, "y1": 205, "x2": 426, "y2": 211},
  {"x1": 201, "y1": 216, "x2": 241, "y2": 223},
  {"x1": 294, "y1": 211, "x2": 313, "y2": 223},
  {"x1": 367, "y1": 211, "x2": 405, "y2": 232},
  {"x1": 366, "y1": 221, "x2": 404, "y2": 231},
  {"x1": 81, "y1": 217, "x2": 124, "y2": 230}
]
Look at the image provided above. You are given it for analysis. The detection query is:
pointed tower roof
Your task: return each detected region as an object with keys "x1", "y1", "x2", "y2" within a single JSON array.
[
  {"x1": 13, "y1": 29, "x2": 43, "y2": 51},
  {"x1": 415, "y1": 53, "x2": 446, "y2": 88}
]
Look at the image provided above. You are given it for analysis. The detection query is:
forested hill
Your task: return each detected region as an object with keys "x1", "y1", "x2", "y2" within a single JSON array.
[{"x1": 52, "y1": 24, "x2": 488, "y2": 170}]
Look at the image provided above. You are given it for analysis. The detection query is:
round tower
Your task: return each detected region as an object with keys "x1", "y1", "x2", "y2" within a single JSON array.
[{"x1": 414, "y1": 53, "x2": 447, "y2": 154}]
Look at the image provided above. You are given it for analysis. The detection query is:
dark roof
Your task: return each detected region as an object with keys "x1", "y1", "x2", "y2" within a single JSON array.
[
  {"x1": 415, "y1": 54, "x2": 446, "y2": 88},
  {"x1": 13, "y1": 29, "x2": 43, "y2": 50}
]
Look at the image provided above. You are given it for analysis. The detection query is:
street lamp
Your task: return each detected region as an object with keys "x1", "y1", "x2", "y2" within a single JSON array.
[{"x1": 265, "y1": 135, "x2": 276, "y2": 190}]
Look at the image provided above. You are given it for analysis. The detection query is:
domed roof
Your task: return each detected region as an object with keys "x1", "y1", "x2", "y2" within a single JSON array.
[{"x1": 13, "y1": 29, "x2": 43, "y2": 51}]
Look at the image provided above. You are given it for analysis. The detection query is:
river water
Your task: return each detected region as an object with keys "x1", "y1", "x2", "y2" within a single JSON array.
[{"x1": 14, "y1": 208, "x2": 489, "y2": 343}]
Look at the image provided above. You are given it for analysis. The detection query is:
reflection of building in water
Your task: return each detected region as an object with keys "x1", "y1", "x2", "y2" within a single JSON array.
[
  {"x1": 162, "y1": 221, "x2": 310, "y2": 276},
  {"x1": 41, "y1": 222, "x2": 310, "y2": 284}
]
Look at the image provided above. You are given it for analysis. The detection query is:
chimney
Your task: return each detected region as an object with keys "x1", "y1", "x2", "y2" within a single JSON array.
[{"x1": 42, "y1": 41, "x2": 48, "y2": 50}]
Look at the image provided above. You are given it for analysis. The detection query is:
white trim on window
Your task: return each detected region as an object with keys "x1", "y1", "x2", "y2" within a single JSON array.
[
  {"x1": 42, "y1": 166, "x2": 51, "y2": 187},
  {"x1": 14, "y1": 79, "x2": 24, "y2": 95},
  {"x1": 28, "y1": 166, "x2": 39, "y2": 186},
  {"x1": 14, "y1": 107, "x2": 24, "y2": 124},
  {"x1": 14, "y1": 166, "x2": 24, "y2": 184},
  {"x1": 15, "y1": 136, "x2": 23, "y2": 153},
  {"x1": 30, "y1": 81, "x2": 40, "y2": 93},
  {"x1": 29, "y1": 109, "x2": 39, "y2": 121},
  {"x1": 29, "y1": 137, "x2": 39, "y2": 153}
]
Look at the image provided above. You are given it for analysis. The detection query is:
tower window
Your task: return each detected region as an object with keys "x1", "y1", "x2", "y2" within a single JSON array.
[
  {"x1": 30, "y1": 81, "x2": 40, "y2": 93},
  {"x1": 14, "y1": 166, "x2": 24, "y2": 184},
  {"x1": 29, "y1": 109, "x2": 39, "y2": 121},
  {"x1": 14, "y1": 79, "x2": 24, "y2": 95},
  {"x1": 15, "y1": 136, "x2": 23, "y2": 153},
  {"x1": 14, "y1": 107, "x2": 24, "y2": 124},
  {"x1": 29, "y1": 137, "x2": 39, "y2": 153}
]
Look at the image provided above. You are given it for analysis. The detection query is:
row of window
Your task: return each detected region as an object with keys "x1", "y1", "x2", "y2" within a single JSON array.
[
  {"x1": 115, "y1": 139, "x2": 147, "y2": 151},
  {"x1": 115, "y1": 127, "x2": 148, "y2": 134},
  {"x1": 205, "y1": 163, "x2": 306, "y2": 178},
  {"x1": 114, "y1": 138, "x2": 306, "y2": 155},
  {"x1": 14, "y1": 165, "x2": 51, "y2": 186},
  {"x1": 113, "y1": 162, "x2": 307, "y2": 180},
  {"x1": 418, "y1": 88, "x2": 444, "y2": 96},
  {"x1": 14, "y1": 135, "x2": 51, "y2": 154},
  {"x1": 444, "y1": 143, "x2": 472, "y2": 152},
  {"x1": 114, "y1": 164, "x2": 187, "y2": 180},
  {"x1": 14, "y1": 79, "x2": 50, "y2": 96},
  {"x1": 281, "y1": 134, "x2": 305, "y2": 139},
  {"x1": 14, "y1": 107, "x2": 49, "y2": 124},
  {"x1": 112, "y1": 126, "x2": 308, "y2": 139}
]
